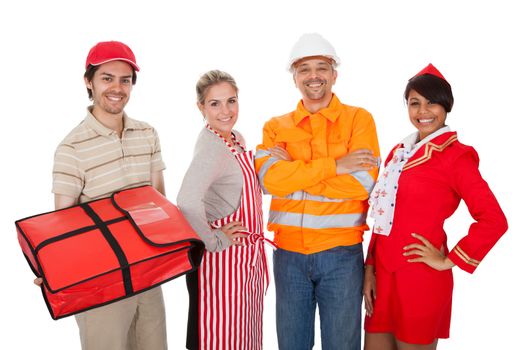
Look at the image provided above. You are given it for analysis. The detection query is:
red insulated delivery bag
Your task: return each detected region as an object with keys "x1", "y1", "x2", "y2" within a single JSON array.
[{"x1": 16, "y1": 185, "x2": 204, "y2": 320}]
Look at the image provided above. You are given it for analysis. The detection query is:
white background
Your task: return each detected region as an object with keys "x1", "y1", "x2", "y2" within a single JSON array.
[{"x1": 1, "y1": 0, "x2": 522, "y2": 349}]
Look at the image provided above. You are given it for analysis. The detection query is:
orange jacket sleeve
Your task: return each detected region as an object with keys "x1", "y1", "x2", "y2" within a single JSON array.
[
  {"x1": 304, "y1": 110, "x2": 380, "y2": 200},
  {"x1": 255, "y1": 119, "x2": 337, "y2": 197}
]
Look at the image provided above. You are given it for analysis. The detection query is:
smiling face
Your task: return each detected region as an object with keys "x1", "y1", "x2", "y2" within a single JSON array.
[
  {"x1": 198, "y1": 82, "x2": 239, "y2": 139},
  {"x1": 407, "y1": 89, "x2": 447, "y2": 140},
  {"x1": 293, "y1": 56, "x2": 337, "y2": 110},
  {"x1": 85, "y1": 60, "x2": 133, "y2": 118}
]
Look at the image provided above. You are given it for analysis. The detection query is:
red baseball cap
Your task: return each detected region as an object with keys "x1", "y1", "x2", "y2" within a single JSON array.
[
  {"x1": 413, "y1": 63, "x2": 446, "y2": 82},
  {"x1": 85, "y1": 41, "x2": 140, "y2": 71}
]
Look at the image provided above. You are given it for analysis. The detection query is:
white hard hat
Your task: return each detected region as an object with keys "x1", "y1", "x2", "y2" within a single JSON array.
[{"x1": 287, "y1": 33, "x2": 340, "y2": 72}]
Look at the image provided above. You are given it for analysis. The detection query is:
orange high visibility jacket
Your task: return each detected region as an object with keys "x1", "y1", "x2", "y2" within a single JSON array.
[{"x1": 255, "y1": 94, "x2": 380, "y2": 254}]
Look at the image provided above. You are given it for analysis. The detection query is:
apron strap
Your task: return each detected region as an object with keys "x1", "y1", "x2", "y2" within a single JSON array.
[
  {"x1": 205, "y1": 123, "x2": 246, "y2": 155},
  {"x1": 209, "y1": 222, "x2": 277, "y2": 295},
  {"x1": 246, "y1": 232, "x2": 277, "y2": 295}
]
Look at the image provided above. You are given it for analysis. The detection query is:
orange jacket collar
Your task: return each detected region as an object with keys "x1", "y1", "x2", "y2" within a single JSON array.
[{"x1": 293, "y1": 93, "x2": 343, "y2": 125}]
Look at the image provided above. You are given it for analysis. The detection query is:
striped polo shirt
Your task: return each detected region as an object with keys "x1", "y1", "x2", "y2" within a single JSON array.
[{"x1": 52, "y1": 108, "x2": 166, "y2": 203}]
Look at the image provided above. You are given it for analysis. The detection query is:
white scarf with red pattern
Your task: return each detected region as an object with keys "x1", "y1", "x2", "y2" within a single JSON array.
[{"x1": 369, "y1": 126, "x2": 450, "y2": 236}]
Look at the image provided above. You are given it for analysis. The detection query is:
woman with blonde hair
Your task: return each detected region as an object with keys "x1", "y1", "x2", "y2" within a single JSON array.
[{"x1": 177, "y1": 70, "x2": 269, "y2": 350}]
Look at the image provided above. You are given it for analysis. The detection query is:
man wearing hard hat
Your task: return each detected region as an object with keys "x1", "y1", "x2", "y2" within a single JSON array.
[{"x1": 255, "y1": 33, "x2": 380, "y2": 349}]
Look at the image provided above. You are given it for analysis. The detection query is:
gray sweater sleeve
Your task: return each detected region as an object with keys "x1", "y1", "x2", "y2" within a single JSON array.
[{"x1": 177, "y1": 129, "x2": 243, "y2": 252}]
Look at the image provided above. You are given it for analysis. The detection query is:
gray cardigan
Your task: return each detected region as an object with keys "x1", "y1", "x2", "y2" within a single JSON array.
[{"x1": 176, "y1": 128, "x2": 245, "y2": 252}]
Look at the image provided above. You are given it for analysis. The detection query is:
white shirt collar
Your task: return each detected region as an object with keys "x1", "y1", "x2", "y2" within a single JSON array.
[{"x1": 401, "y1": 126, "x2": 451, "y2": 154}]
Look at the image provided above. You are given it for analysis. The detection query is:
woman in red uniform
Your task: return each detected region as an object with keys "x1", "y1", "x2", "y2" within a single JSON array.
[
  {"x1": 177, "y1": 70, "x2": 269, "y2": 350},
  {"x1": 363, "y1": 64, "x2": 508, "y2": 350}
]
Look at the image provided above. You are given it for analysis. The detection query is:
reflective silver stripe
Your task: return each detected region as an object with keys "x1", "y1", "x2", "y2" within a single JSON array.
[
  {"x1": 257, "y1": 157, "x2": 280, "y2": 194},
  {"x1": 351, "y1": 171, "x2": 375, "y2": 194},
  {"x1": 281, "y1": 191, "x2": 305, "y2": 200},
  {"x1": 268, "y1": 210, "x2": 366, "y2": 229},
  {"x1": 255, "y1": 149, "x2": 271, "y2": 159},
  {"x1": 278, "y1": 191, "x2": 345, "y2": 203},
  {"x1": 304, "y1": 192, "x2": 345, "y2": 203}
]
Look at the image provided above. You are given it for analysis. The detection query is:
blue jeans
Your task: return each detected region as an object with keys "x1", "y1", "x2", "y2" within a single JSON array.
[{"x1": 274, "y1": 245, "x2": 364, "y2": 350}]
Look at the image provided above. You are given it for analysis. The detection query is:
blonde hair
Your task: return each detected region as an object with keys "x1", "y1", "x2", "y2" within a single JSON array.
[{"x1": 196, "y1": 70, "x2": 238, "y2": 105}]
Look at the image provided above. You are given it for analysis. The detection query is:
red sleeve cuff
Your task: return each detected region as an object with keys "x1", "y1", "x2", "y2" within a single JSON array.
[
  {"x1": 365, "y1": 254, "x2": 375, "y2": 266},
  {"x1": 448, "y1": 245, "x2": 479, "y2": 274},
  {"x1": 365, "y1": 233, "x2": 377, "y2": 266}
]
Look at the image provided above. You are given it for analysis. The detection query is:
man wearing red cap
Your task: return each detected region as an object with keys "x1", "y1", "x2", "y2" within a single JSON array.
[
  {"x1": 36, "y1": 41, "x2": 167, "y2": 350},
  {"x1": 255, "y1": 33, "x2": 380, "y2": 350}
]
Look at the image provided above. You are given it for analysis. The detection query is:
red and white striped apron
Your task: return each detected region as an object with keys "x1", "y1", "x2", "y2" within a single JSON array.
[{"x1": 197, "y1": 125, "x2": 271, "y2": 350}]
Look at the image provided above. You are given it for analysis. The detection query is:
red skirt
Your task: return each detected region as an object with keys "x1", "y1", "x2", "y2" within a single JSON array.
[{"x1": 364, "y1": 258, "x2": 453, "y2": 344}]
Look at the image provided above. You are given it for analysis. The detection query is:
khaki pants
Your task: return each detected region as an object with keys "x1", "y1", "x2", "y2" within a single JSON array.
[{"x1": 75, "y1": 287, "x2": 167, "y2": 350}]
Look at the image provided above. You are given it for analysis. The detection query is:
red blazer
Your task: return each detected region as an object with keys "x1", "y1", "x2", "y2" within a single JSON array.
[{"x1": 366, "y1": 132, "x2": 507, "y2": 273}]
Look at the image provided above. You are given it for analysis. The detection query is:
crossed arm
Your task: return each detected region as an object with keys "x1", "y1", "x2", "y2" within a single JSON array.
[{"x1": 256, "y1": 114, "x2": 380, "y2": 199}]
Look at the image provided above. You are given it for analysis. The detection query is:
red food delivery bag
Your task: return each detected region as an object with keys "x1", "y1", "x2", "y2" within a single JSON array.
[{"x1": 16, "y1": 185, "x2": 204, "y2": 320}]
